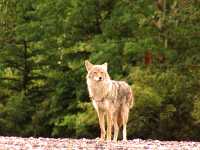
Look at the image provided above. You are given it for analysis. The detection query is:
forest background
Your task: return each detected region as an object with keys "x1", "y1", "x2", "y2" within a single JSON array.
[{"x1": 0, "y1": 0, "x2": 199, "y2": 141}]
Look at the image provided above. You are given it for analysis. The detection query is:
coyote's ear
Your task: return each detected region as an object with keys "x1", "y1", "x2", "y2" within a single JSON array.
[
  {"x1": 102, "y1": 62, "x2": 108, "y2": 71},
  {"x1": 85, "y1": 60, "x2": 93, "y2": 72}
]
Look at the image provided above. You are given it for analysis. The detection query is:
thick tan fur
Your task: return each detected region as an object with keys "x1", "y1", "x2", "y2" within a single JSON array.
[{"x1": 85, "y1": 60, "x2": 134, "y2": 141}]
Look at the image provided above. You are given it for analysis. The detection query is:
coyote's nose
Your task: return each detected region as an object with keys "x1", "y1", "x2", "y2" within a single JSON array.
[{"x1": 99, "y1": 77, "x2": 102, "y2": 80}]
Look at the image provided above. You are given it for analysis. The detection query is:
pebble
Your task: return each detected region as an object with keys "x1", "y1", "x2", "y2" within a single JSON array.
[{"x1": 0, "y1": 136, "x2": 200, "y2": 150}]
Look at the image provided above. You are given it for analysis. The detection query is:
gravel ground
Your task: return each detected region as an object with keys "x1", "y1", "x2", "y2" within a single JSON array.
[{"x1": 0, "y1": 136, "x2": 200, "y2": 150}]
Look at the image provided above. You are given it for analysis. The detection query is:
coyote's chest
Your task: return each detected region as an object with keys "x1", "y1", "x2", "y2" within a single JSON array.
[
  {"x1": 87, "y1": 79, "x2": 112, "y2": 101},
  {"x1": 92, "y1": 100, "x2": 112, "y2": 112},
  {"x1": 88, "y1": 80, "x2": 121, "y2": 112}
]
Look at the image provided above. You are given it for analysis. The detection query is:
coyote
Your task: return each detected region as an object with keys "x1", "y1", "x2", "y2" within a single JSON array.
[{"x1": 85, "y1": 60, "x2": 134, "y2": 141}]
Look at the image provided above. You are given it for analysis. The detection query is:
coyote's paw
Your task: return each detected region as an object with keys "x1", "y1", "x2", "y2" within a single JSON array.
[
  {"x1": 96, "y1": 137, "x2": 104, "y2": 142},
  {"x1": 122, "y1": 139, "x2": 128, "y2": 142}
]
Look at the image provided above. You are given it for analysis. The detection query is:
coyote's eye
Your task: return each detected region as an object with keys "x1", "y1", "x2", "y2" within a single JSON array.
[{"x1": 93, "y1": 72, "x2": 97, "y2": 74}]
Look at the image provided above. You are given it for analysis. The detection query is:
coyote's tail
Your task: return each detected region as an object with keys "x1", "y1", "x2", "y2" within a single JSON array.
[{"x1": 128, "y1": 87, "x2": 134, "y2": 108}]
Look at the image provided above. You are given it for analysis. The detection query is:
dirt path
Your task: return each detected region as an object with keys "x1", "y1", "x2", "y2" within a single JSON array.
[{"x1": 0, "y1": 136, "x2": 200, "y2": 150}]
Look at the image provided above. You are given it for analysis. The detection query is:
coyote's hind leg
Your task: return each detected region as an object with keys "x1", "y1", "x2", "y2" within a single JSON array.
[
  {"x1": 121, "y1": 105, "x2": 129, "y2": 141},
  {"x1": 113, "y1": 114, "x2": 119, "y2": 141}
]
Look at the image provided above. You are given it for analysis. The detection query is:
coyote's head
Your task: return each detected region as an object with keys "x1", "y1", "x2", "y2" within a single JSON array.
[{"x1": 85, "y1": 60, "x2": 110, "y2": 82}]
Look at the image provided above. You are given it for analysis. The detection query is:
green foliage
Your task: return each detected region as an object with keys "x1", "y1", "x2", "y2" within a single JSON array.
[
  {"x1": 52, "y1": 102, "x2": 98, "y2": 138},
  {"x1": 0, "y1": 92, "x2": 33, "y2": 136},
  {"x1": 128, "y1": 67, "x2": 199, "y2": 140},
  {"x1": 0, "y1": 0, "x2": 199, "y2": 140}
]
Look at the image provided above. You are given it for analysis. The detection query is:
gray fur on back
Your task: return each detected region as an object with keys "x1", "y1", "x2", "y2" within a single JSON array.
[{"x1": 105, "y1": 80, "x2": 133, "y2": 108}]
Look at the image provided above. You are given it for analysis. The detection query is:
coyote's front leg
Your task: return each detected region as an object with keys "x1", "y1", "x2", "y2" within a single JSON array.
[
  {"x1": 98, "y1": 111, "x2": 105, "y2": 140},
  {"x1": 106, "y1": 112, "x2": 113, "y2": 141}
]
